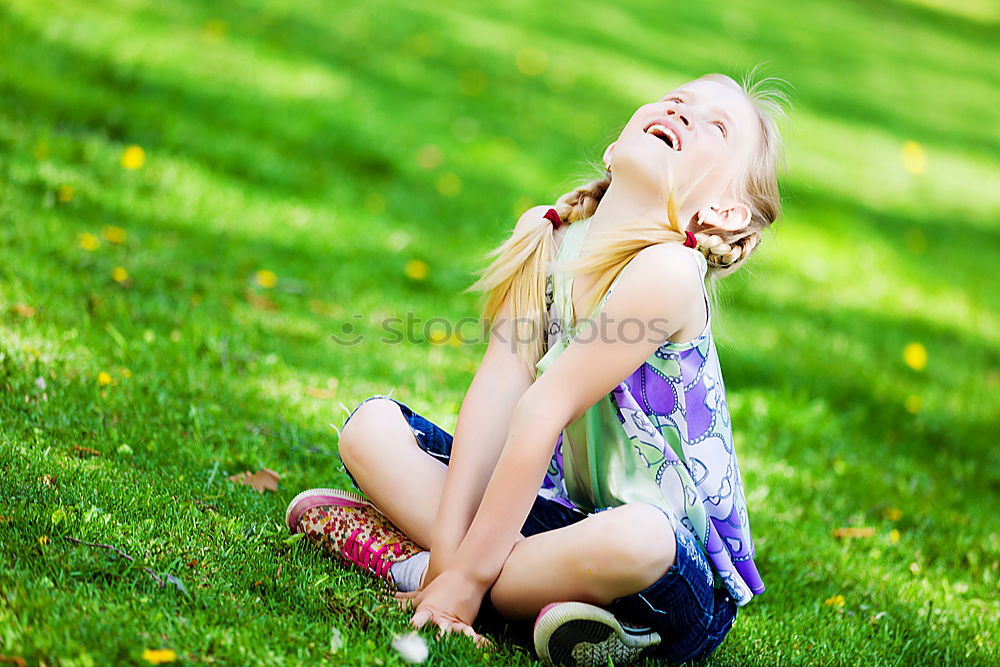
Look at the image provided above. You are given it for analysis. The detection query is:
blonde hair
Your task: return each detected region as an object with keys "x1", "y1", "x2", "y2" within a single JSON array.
[{"x1": 467, "y1": 70, "x2": 790, "y2": 372}]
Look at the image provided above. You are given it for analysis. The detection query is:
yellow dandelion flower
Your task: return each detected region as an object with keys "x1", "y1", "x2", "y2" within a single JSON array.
[
  {"x1": 102, "y1": 225, "x2": 126, "y2": 244},
  {"x1": 404, "y1": 259, "x2": 429, "y2": 280},
  {"x1": 516, "y1": 47, "x2": 548, "y2": 76},
  {"x1": 255, "y1": 270, "x2": 278, "y2": 288},
  {"x1": 428, "y1": 328, "x2": 448, "y2": 345},
  {"x1": 57, "y1": 185, "x2": 74, "y2": 202},
  {"x1": 902, "y1": 342, "x2": 927, "y2": 371},
  {"x1": 890, "y1": 529, "x2": 901, "y2": 544},
  {"x1": 78, "y1": 233, "x2": 101, "y2": 251},
  {"x1": 436, "y1": 172, "x2": 461, "y2": 197},
  {"x1": 883, "y1": 507, "x2": 902, "y2": 521},
  {"x1": 901, "y1": 141, "x2": 926, "y2": 175},
  {"x1": 112, "y1": 266, "x2": 129, "y2": 283},
  {"x1": 98, "y1": 372, "x2": 112, "y2": 387},
  {"x1": 121, "y1": 145, "x2": 146, "y2": 170},
  {"x1": 141, "y1": 648, "x2": 177, "y2": 664},
  {"x1": 39, "y1": 535, "x2": 50, "y2": 546},
  {"x1": 904, "y1": 394, "x2": 921, "y2": 414},
  {"x1": 824, "y1": 594, "x2": 845, "y2": 608},
  {"x1": 416, "y1": 145, "x2": 443, "y2": 170}
]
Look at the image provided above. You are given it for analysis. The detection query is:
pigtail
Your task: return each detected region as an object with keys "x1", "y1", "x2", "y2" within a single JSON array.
[
  {"x1": 465, "y1": 210, "x2": 557, "y2": 374},
  {"x1": 465, "y1": 172, "x2": 612, "y2": 372}
]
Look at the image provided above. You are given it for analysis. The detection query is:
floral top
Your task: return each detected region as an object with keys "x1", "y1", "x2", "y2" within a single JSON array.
[{"x1": 534, "y1": 216, "x2": 765, "y2": 606}]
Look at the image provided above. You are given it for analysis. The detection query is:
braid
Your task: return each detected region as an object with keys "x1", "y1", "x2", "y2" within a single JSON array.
[
  {"x1": 466, "y1": 168, "x2": 612, "y2": 373},
  {"x1": 554, "y1": 169, "x2": 612, "y2": 223},
  {"x1": 693, "y1": 228, "x2": 763, "y2": 273}
]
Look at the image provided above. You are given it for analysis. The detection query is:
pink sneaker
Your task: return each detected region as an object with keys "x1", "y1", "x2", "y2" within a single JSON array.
[
  {"x1": 285, "y1": 488, "x2": 422, "y2": 588},
  {"x1": 533, "y1": 601, "x2": 660, "y2": 666}
]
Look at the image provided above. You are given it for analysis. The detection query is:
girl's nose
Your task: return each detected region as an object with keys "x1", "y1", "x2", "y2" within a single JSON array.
[{"x1": 666, "y1": 108, "x2": 691, "y2": 128}]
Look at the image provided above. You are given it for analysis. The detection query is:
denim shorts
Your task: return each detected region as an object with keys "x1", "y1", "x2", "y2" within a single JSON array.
[{"x1": 340, "y1": 394, "x2": 738, "y2": 663}]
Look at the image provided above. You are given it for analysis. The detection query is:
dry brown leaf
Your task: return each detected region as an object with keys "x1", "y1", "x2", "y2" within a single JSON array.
[
  {"x1": 832, "y1": 527, "x2": 876, "y2": 539},
  {"x1": 10, "y1": 304, "x2": 35, "y2": 318},
  {"x1": 228, "y1": 467, "x2": 280, "y2": 493},
  {"x1": 72, "y1": 445, "x2": 101, "y2": 458},
  {"x1": 245, "y1": 290, "x2": 278, "y2": 311}
]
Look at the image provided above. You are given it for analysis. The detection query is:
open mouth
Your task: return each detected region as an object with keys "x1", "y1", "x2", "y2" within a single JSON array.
[{"x1": 644, "y1": 122, "x2": 681, "y2": 151}]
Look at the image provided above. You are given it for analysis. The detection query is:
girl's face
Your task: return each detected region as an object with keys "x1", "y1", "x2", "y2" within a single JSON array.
[{"x1": 607, "y1": 78, "x2": 760, "y2": 208}]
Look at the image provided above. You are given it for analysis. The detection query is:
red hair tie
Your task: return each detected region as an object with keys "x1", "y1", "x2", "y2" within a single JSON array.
[
  {"x1": 544, "y1": 208, "x2": 563, "y2": 229},
  {"x1": 683, "y1": 231, "x2": 698, "y2": 248}
]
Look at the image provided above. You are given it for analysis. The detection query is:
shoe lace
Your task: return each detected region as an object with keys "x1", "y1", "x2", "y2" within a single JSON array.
[{"x1": 342, "y1": 528, "x2": 405, "y2": 579}]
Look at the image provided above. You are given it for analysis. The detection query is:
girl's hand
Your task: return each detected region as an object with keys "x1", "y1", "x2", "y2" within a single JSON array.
[{"x1": 404, "y1": 569, "x2": 490, "y2": 645}]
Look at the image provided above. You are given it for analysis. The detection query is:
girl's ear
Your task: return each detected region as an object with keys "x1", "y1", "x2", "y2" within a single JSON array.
[
  {"x1": 695, "y1": 203, "x2": 751, "y2": 232},
  {"x1": 602, "y1": 141, "x2": 617, "y2": 171}
]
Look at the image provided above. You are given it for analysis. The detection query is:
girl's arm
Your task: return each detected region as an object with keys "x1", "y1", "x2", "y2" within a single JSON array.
[
  {"x1": 410, "y1": 243, "x2": 704, "y2": 631},
  {"x1": 426, "y1": 206, "x2": 559, "y2": 584},
  {"x1": 426, "y1": 297, "x2": 532, "y2": 580}
]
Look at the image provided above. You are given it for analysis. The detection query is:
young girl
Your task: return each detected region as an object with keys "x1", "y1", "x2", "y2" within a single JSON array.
[{"x1": 286, "y1": 72, "x2": 786, "y2": 665}]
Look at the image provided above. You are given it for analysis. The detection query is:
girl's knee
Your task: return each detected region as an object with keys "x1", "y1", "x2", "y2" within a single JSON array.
[
  {"x1": 339, "y1": 396, "x2": 405, "y2": 465},
  {"x1": 583, "y1": 504, "x2": 677, "y2": 585}
]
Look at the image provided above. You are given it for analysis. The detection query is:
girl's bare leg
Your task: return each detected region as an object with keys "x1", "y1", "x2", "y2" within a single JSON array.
[
  {"x1": 337, "y1": 398, "x2": 446, "y2": 548},
  {"x1": 340, "y1": 399, "x2": 677, "y2": 618},
  {"x1": 488, "y1": 503, "x2": 678, "y2": 620}
]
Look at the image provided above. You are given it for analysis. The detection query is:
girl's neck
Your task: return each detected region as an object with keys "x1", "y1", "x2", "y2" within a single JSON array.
[{"x1": 588, "y1": 177, "x2": 698, "y2": 234}]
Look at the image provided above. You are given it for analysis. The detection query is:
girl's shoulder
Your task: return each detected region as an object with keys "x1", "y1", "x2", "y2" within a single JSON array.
[
  {"x1": 598, "y1": 243, "x2": 708, "y2": 341},
  {"x1": 616, "y1": 243, "x2": 706, "y2": 298}
]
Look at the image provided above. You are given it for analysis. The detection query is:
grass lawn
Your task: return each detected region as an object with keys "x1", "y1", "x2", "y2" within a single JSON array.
[{"x1": 1, "y1": 0, "x2": 998, "y2": 664}]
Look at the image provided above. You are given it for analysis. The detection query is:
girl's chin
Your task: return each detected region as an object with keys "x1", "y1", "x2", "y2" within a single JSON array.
[{"x1": 612, "y1": 154, "x2": 682, "y2": 187}]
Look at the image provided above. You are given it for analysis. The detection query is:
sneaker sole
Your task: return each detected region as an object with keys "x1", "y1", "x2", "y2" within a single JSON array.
[
  {"x1": 533, "y1": 601, "x2": 660, "y2": 667},
  {"x1": 284, "y1": 488, "x2": 372, "y2": 533}
]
